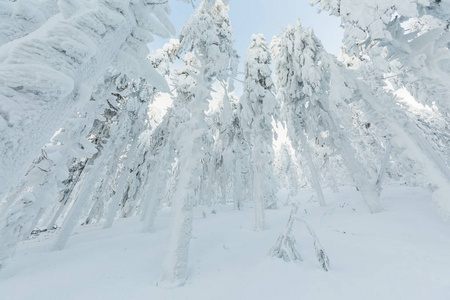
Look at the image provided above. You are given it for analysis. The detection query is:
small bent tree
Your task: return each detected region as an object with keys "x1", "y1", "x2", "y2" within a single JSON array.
[{"x1": 270, "y1": 204, "x2": 330, "y2": 271}]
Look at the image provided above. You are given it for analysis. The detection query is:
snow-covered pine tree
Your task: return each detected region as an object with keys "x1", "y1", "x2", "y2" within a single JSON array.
[
  {"x1": 141, "y1": 47, "x2": 196, "y2": 233},
  {"x1": 0, "y1": 117, "x2": 97, "y2": 266},
  {"x1": 0, "y1": 0, "x2": 180, "y2": 267},
  {"x1": 271, "y1": 32, "x2": 330, "y2": 207},
  {"x1": 208, "y1": 89, "x2": 250, "y2": 209},
  {"x1": 230, "y1": 93, "x2": 252, "y2": 210},
  {"x1": 311, "y1": 0, "x2": 450, "y2": 217},
  {"x1": 160, "y1": 0, "x2": 238, "y2": 286},
  {"x1": 312, "y1": 0, "x2": 450, "y2": 117},
  {"x1": 53, "y1": 70, "x2": 160, "y2": 250},
  {"x1": 102, "y1": 77, "x2": 160, "y2": 229},
  {"x1": 275, "y1": 142, "x2": 304, "y2": 203},
  {"x1": 150, "y1": 38, "x2": 181, "y2": 77},
  {"x1": 0, "y1": 67, "x2": 130, "y2": 265},
  {"x1": 270, "y1": 27, "x2": 326, "y2": 208},
  {"x1": 240, "y1": 34, "x2": 279, "y2": 230},
  {"x1": 0, "y1": 0, "x2": 172, "y2": 206},
  {"x1": 271, "y1": 21, "x2": 386, "y2": 213}
]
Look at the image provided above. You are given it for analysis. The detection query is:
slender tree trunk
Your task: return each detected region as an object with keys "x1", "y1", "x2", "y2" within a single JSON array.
[
  {"x1": 0, "y1": 193, "x2": 38, "y2": 267},
  {"x1": 22, "y1": 207, "x2": 45, "y2": 240},
  {"x1": 294, "y1": 120, "x2": 326, "y2": 207},
  {"x1": 52, "y1": 146, "x2": 112, "y2": 250},
  {"x1": 142, "y1": 178, "x2": 159, "y2": 232},
  {"x1": 233, "y1": 156, "x2": 243, "y2": 210},
  {"x1": 160, "y1": 70, "x2": 210, "y2": 286},
  {"x1": 103, "y1": 136, "x2": 139, "y2": 229},
  {"x1": 358, "y1": 81, "x2": 450, "y2": 216},
  {"x1": 253, "y1": 135, "x2": 265, "y2": 231},
  {"x1": 325, "y1": 112, "x2": 383, "y2": 213},
  {"x1": 160, "y1": 125, "x2": 203, "y2": 286}
]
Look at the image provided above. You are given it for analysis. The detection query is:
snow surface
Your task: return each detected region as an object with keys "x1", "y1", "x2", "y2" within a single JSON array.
[{"x1": 1, "y1": 187, "x2": 449, "y2": 300}]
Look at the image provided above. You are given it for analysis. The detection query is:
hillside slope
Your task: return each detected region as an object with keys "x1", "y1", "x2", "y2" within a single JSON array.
[{"x1": 0, "y1": 187, "x2": 449, "y2": 300}]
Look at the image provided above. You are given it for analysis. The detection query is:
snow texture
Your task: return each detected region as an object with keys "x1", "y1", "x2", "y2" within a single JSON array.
[{"x1": 1, "y1": 187, "x2": 449, "y2": 300}]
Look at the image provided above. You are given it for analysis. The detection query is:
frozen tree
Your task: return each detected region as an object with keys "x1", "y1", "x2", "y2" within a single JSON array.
[
  {"x1": 311, "y1": 0, "x2": 450, "y2": 159},
  {"x1": 0, "y1": 66, "x2": 126, "y2": 263},
  {"x1": 311, "y1": 0, "x2": 450, "y2": 217},
  {"x1": 272, "y1": 22, "x2": 388, "y2": 213},
  {"x1": 270, "y1": 27, "x2": 325, "y2": 206},
  {"x1": 0, "y1": 0, "x2": 179, "y2": 267},
  {"x1": 0, "y1": 117, "x2": 97, "y2": 265},
  {"x1": 0, "y1": 67, "x2": 122, "y2": 265},
  {"x1": 275, "y1": 142, "x2": 304, "y2": 203},
  {"x1": 311, "y1": 0, "x2": 450, "y2": 116},
  {"x1": 270, "y1": 27, "x2": 327, "y2": 208},
  {"x1": 0, "y1": 0, "x2": 172, "y2": 205},
  {"x1": 150, "y1": 38, "x2": 181, "y2": 77},
  {"x1": 240, "y1": 34, "x2": 279, "y2": 230},
  {"x1": 213, "y1": 82, "x2": 257, "y2": 208},
  {"x1": 219, "y1": 88, "x2": 237, "y2": 204},
  {"x1": 207, "y1": 90, "x2": 250, "y2": 209},
  {"x1": 53, "y1": 70, "x2": 160, "y2": 250},
  {"x1": 160, "y1": 0, "x2": 238, "y2": 286},
  {"x1": 229, "y1": 93, "x2": 252, "y2": 210},
  {"x1": 141, "y1": 49, "x2": 197, "y2": 233},
  {"x1": 102, "y1": 77, "x2": 160, "y2": 229}
]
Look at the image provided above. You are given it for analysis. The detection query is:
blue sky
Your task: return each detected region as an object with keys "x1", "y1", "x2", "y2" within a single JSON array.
[
  {"x1": 228, "y1": 0, "x2": 343, "y2": 56},
  {"x1": 153, "y1": 0, "x2": 343, "y2": 59}
]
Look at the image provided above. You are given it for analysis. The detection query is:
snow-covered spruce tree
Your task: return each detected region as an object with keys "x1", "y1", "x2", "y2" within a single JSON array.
[
  {"x1": 141, "y1": 49, "x2": 196, "y2": 233},
  {"x1": 0, "y1": 0, "x2": 172, "y2": 205},
  {"x1": 312, "y1": 0, "x2": 450, "y2": 177},
  {"x1": 275, "y1": 142, "x2": 304, "y2": 203},
  {"x1": 311, "y1": 0, "x2": 450, "y2": 217},
  {"x1": 337, "y1": 47, "x2": 427, "y2": 190},
  {"x1": 100, "y1": 78, "x2": 159, "y2": 229},
  {"x1": 311, "y1": 0, "x2": 450, "y2": 117},
  {"x1": 160, "y1": 0, "x2": 238, "y2": 286},
  {"x1": 53, "y1": 70, "x2": 160, "y2": 250},
  {"x1": 120, "y1": 39, "x2": 183, "y2": 225},
  {"x1": 58, "y1": 77, "x2": 130, "y2": 228},
  {"x1": 271, "y1": 22, "x2": 386, "y2": 212},
  {"x1": 270, "y1": 30, "x2": 326, "y2": 208},
  {"x1": 150, "y1": 38, "x2": 181, "y2": 77},
  {"x1": 214, "y1": 84, "x2": 252, "y2": 207},
  {"x1": 311, "y1": 0, "x2": 450, "y2": 160},
  {"x1": 41, "y1": 73, "x2": 133, "y2": 230},
  {"x1": 229, "y1": 93, "x2": 252, "y2": 210},
  {"x1": 214, "y1": 87, "x2": 235, "y2": 205},
  {"x1": 117, "y1": 101, "x2": 173, "y2": 220},
  {"x1": 139, "y1": 104, "x2": 188, "y2": 232},
  {"x1": 240, "y1": 34, "x2": 279, "y2": 230},
  {"x1": 0, "y1": 0, "x2": 181, "y2": 267},
  {"x1": 200, "y1": 90, "x2": 241, "y2": 208},
  {"x1": 0, "y1": 67, "x2": 129, "y2": 265},
  {"x1": 0, "y1": 117, "x2": 98, "y2": 266}
]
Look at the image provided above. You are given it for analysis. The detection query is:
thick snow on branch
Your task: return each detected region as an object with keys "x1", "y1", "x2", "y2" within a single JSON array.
[{"x1": 0, "y1": 0, "x2": 171, "y2": 202}]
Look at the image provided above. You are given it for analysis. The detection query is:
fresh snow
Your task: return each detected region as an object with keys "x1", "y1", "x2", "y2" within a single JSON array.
[
  {"x1": 0, "y1": 0, "x2": 449, "y2": 297},
  {"x1": 1, "y1": 187, "x2": 449, "y2": 300}
]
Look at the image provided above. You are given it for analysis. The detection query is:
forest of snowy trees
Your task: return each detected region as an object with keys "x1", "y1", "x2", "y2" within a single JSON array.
[{"x1": 0, "y1": 0, "x2": 449, "y2": 289}]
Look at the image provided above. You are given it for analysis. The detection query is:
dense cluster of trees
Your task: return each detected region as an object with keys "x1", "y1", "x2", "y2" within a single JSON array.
[{"x1": 0, "y1": 0, "x2": 448, "y2": 286}]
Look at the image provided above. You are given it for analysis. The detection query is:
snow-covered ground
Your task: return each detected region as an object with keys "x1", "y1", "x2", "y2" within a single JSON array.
[{"x1": 1, "y1": 187, "x2": 449, "y2": 300}]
